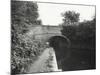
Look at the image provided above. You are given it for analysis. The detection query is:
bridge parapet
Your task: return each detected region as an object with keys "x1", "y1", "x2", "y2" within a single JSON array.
[{"x1": 27, "y1": 25, "x2": 62, "y2": 41}]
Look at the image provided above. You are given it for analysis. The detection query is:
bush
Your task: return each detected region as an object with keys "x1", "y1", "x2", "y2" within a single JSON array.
[
  {"x1": 11, "y1": 1, "x2": 44, "y2": 74},
  {"x1": 61, "y1": 19, "x2": 96, "y2": 46},
  {"x1": 11, "y1": 34, "x2": 47, "y2": 74}
]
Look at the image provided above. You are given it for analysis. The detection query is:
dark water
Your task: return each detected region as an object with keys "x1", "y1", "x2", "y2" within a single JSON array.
[
  {"x1": 61, "y1": 48, "x2": 95, "y2": 71},
  {"x1": 49, "y1": 36, "x2": 96, "y2": 71}
]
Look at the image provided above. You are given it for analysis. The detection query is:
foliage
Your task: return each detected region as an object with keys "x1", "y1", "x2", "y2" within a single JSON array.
[
  {"x1": 11, "y1": 1, "x2": 44, "y2": 74},
  {"x1": 61, "y1": 18, "x2": 96, "y2": 47},
  {"x1": 61, "y1": 17, "x2": 96, "y2": 70},
  {"x1": 11, "y1": 35, "x2": 47, "y2": 74},
  {"x1": 61, "y1": 11, "x2": 80, "y2": 25},
  {"x1": 11, "y1": 0, "x2": 42, "y2": 25}
]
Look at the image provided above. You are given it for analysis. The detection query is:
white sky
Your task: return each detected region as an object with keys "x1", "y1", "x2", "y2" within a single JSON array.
[
  {"x1": 19, "y1": 0, "x2": 95, "y2": 25},
  {"x1": 37, "y1": 2, "x2": 95, "y2": 25}
]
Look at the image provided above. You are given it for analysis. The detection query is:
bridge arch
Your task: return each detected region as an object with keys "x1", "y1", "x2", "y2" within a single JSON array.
[
  {"x1": 48, "y1": 35, "x2": 70, "y2": 48},
  {"x1": 48, "y1": 35, "x2": 71, "y2": 69}
]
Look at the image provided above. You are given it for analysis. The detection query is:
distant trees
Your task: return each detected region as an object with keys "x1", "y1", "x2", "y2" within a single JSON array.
[
  {"x1": 61, "y1": 11, "x2": 96, "y2": 47},
  {"x1": 61, "y1": 11, "x2": 80, "y2": 26}
]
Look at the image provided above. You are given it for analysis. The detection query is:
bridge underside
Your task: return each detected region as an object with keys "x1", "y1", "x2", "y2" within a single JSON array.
[{"x1": 48, "y1": 36, "x2": 70, "y2": 69}]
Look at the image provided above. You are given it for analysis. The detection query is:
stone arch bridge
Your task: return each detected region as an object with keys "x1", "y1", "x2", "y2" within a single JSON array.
[
  {"x1": 28, "y1": 25, "x2": 70, "y2": 57},
  {"x1": 27, "y1": 25, "x2": 71, "y2": 71},
  {"x1": 27, "y1": 25, "x2": 70, "y2": 55},
  {"x1": 27, "y1": 25, "x2": 70, "y2": 42}
]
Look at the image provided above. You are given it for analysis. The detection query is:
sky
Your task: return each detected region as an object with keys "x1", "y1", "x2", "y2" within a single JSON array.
[
  {"x1": 19, "y1": 0, "x2": 95, "y2": 25},
  {"x1": 37, "y1": 2, "x2": 95, "y2": 25}
]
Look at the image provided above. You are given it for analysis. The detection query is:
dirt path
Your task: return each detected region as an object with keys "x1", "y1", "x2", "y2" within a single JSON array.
[{"x1": 27, "y1": 48, "x2": 61, "y2": 73}]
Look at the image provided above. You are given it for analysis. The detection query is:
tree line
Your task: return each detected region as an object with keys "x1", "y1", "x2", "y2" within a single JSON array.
[{"x1": 61, "y1": 10, "x2": 95, "y2": 48}]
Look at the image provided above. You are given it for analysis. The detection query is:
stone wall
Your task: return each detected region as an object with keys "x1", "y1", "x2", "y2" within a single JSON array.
[{"x1": 27, "y1": 25, "x2": 62, "y2": 41}]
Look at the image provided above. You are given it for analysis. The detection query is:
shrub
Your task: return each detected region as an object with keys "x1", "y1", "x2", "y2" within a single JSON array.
[{"x1": 11, "y1": 34, "x2": 47, "y2": 74}]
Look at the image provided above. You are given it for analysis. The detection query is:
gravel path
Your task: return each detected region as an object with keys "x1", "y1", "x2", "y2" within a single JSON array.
[{"x1": 27, "y1": 48, "x2": 61, "y2": 73}]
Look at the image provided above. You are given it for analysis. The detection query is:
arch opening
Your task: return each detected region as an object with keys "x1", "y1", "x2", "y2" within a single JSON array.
[
  {"x1": 48, "y1": 36, "x2": 70, "y2": 48},
  {"x1": 48, "y1": 36, "x2": 71, "y2": 69}
]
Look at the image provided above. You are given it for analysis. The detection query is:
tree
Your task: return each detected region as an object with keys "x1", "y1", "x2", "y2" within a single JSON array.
[
  {"x1": 11, "y1": 0, "x2": 42, "y2": 47},
  {"x1": 11, "y1": 1, "x2": 43, "y2": 74},
  {"x1": 61, "y1": 11, "x2": 80, "y2": 25},
  {"x1": 11, "y1": 1, "x2": 42, "y2": 25},
  {"x1": 61, "y1": 11, "x2": 96, "y2": 70}
]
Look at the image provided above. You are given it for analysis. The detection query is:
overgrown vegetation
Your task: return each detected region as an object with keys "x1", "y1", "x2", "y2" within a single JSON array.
[
  {"x1": 61, "y1": 16, "x2": 96, "y2": 48},
  {"x1": 61, "y1": 11, "x2": 96, "y2": 70},
  {"x1": 11, "y1": 1, "x2": 45, "y2": 74}
]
